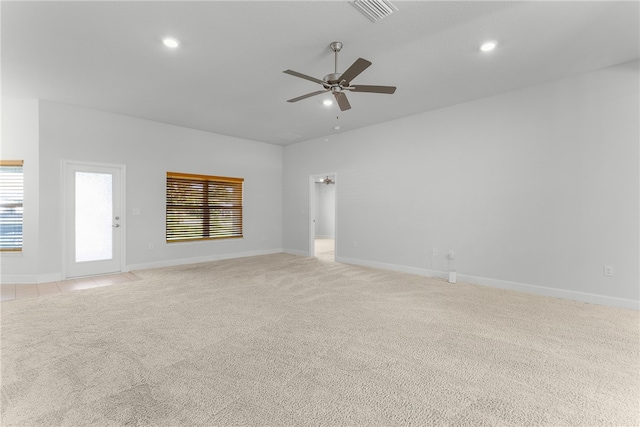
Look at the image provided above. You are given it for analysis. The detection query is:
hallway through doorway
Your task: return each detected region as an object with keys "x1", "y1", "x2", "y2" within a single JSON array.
[{"x1": 314, "y1": 238, "x2": 335, "y2": 262}]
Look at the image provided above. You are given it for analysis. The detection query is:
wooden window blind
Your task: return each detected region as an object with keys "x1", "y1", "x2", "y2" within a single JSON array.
[
  {"x1": 166, "y1": 172, "x2": 244, "y2": 242},
  {"x1": 0, "y1": 160, "x2": 24, "y2": 251}
]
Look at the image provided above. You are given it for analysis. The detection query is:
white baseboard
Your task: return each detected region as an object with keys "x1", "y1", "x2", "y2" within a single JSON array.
[
  {"x1": 336, "y1": 256, "x2": 447, "y2": 279},
  {"x1": 126, "y1": 248, "x2": 284, "y2": 272},
  {"x1": 1, "y1": 273, "x2": 63, "y2": 285},
  {"x1": 459, "y1": 273, "x2": 640, "y2": 311},
  {"x1": 3, "y1": 249, "x2": 285, "y2": 283},
  {"x1": 1, "y1": 275, "x2": 39, "y2": 284},
  {"x1": 336, "y1": 256, "x2": 639, "y2": 311},
  {"x1": 283, "y1": 248, "x2": 309, "y2": 257},
  {"x1": 6, "y1": 251, "x2": 638, "y2": 311}
]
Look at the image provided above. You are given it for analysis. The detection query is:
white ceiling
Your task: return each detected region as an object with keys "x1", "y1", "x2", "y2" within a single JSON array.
[{"x1": 2, "y1": 1, "x2": 638, "y2": 146}]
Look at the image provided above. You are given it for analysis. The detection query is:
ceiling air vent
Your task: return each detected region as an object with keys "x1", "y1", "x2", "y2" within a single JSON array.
[
  {"x1": 352, "y1": 0, "x2": 398, "y2": 22},
  {"x1": 276, "y1": 132, "x2": 303, "y2": 142}
]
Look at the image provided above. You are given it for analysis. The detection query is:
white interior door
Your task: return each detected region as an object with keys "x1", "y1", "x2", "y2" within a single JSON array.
[{"x1": 64, "y1": 162, "x2": 124, "y2": 278}]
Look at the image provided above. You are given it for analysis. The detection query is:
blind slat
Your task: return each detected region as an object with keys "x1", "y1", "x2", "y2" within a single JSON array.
[
  {"x1": 166, "y1": 172, "x2": 243, "y2": 242},
  {"x1": 0, "y1": 161, "x2": 24, "y2": 251}
]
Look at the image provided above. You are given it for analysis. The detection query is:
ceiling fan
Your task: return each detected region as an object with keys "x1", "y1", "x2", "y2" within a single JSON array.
[
  {"x1": 283, "y1": 41, "x2": 396, "y2": 111},
  {"x1": 320, "y1": 176, "x2": 335, "y2": 185}
]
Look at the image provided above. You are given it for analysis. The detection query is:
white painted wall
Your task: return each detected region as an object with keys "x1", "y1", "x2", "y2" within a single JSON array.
[
  {"x1": 0, "y1": 99, "x2": 40, "y2": 282},
  {"x1": 27, "y1": 101, "x2": 282, "y2": 279},
  {"x1": 2, "y1": 62, "x2": 638, "y2": 309},
  {"x1": 314, "y1": 182, "x2": 335, "y2": 238},
  {"x1": 283, "y1": 61, "x2": 640, "y2": 308}
]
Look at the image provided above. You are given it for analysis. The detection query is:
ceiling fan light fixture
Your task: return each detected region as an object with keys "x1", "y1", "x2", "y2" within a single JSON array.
[
  {"x1": 352, "y1": 0, "x2": 398, "y2": 22},
  {"x1": 163, "y1": 38, "x2": 179, "y2": 48},
  {"x1": 480, "y1": 41, "x2": 497, "y2": 52}
]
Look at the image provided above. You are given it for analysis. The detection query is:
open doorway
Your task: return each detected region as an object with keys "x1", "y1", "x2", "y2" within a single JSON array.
[{"x1": 309, "y1": 173, "x2": 336, "y2": 261}]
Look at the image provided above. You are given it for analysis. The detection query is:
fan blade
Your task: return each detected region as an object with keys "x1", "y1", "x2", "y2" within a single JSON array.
[
  {"x1": 351, "y1": 85, "x2": 396, "y2": 94},
  {"x1": 339, "y1": 58, "x2": 372, "y2": 85},
  {"x1": 287, "y1": 90, "x2": 327, "y2": 103},
  {"x1": 283, "y1": 69, "x2": 326, "y2": 86},
  {"x1": 334, "y1": 92, "x2": 351, "y2": 111}
]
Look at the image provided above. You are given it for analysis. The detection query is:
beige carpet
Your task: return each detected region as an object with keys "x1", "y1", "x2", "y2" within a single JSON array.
[{"x1": 1, "y1": 253, "x2": 638, "y2": 426}]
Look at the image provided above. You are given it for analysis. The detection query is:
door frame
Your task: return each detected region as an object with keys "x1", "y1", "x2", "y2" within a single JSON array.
[
  {"x1": 309, "y1": 172, "x2": 337, "y2": 258},
  {"x1": 62, "y1": 160, "x2": 126, "y2": 279}
]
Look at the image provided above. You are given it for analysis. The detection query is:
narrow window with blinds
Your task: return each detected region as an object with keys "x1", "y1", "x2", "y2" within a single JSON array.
[
  {"x1": 166, "y1": 172, "x2": 244, "y2": 242},
  {"x1": 0, "y1": 160, "x2": 24, "y2": 251}
]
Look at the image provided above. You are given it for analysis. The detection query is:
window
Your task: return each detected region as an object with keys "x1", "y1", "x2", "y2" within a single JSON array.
[
  {"x1": 0, "y1": 160, "x2": 24, "y2": 251},
  {"x1": 166, "y1": 172, "x2": 243, "y2": 242}
]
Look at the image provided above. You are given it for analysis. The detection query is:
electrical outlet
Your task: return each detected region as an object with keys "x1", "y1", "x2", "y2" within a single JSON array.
[
  {"x1": 448, "y1": 249, "x2": 455, "y2": 260},
  {"x1": 148, "y1": 243, "x2": 154, "y2": 250},
  {"x1": 352, "y1": 241, "x2": 357, "y2": 248},
  {"x1": 604, "y1": 265, "x2": 614, "y2": 277},
  {"x1": 432, "y1": 248, "x2": 438, "y2": 256}
]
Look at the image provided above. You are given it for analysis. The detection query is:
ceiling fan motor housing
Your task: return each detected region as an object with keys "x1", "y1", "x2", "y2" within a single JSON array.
[{"x1": 324, "y1": 73, "x2": 341, "y2": 84}]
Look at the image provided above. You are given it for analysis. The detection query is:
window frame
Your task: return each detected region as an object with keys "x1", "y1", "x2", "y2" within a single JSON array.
[
  {"x1": 0, "y1": 160, "x2": 24, "y2": 252},
  {"x1": 166, "y1": 172, "x2": 244, "y2": 243}
]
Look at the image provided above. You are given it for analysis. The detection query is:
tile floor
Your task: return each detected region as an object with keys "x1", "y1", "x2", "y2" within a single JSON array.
[{"x1": 1, "y1": 272, "x2": 140, "y2": 302}]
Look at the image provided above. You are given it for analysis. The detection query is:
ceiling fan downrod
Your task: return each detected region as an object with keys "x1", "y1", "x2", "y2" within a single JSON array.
[{"x1": 329, "y1": 41, "x2": 343, "y2": 74}]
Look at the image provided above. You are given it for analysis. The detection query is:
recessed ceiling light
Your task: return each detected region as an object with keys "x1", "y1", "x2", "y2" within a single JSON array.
[
  {"x1": 480, "y1": 41, "x2": 497, "y2": 52},
  {"x1": 323, "y1": 99, "x2": 333, "y2": 106},
  {"x1": 163, "y1": 38, "x2": 179, "y2": 48}
]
